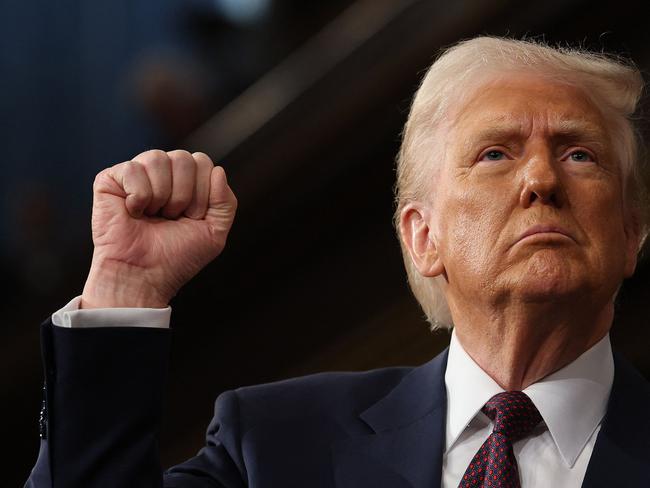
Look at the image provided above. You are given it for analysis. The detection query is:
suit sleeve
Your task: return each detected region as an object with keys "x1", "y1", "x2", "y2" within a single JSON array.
[{"x1": 24, "y1": 319, "x2": 247, "y2": 488}]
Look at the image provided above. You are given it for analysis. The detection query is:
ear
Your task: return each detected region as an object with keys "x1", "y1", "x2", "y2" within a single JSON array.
[
  {"x1": 623, "y1": 208, "x2": 641, "y2": 278},
  {"x1": 399, "y1": 203, "x2": 445, "y2": 278}
]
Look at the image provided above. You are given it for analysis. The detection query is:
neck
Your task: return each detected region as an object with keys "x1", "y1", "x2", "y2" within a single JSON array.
[{"x1": 449, "y1": 297, "x2": 613, "y2": 390}]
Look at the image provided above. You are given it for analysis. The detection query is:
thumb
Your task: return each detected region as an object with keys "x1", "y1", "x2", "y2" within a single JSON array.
[{"x1": 205, "y1": 165, "x2": 237, "y2": 232}]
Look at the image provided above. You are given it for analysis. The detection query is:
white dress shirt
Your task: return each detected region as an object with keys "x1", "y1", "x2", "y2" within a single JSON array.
[
  {"x1": 52, "y1": 298, "x2": 613, "y2": 487},
  {"x1": 443, "y1": 330, "x2": 613, "y2": 487},
  {"x1": 51, "y1": 296, "x2": 171, "y2": 328}
]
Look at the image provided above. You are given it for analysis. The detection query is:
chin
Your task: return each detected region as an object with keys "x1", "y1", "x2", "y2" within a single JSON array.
[{"x1": 511, "y1": 252, "x2": 592, "y2": 301}]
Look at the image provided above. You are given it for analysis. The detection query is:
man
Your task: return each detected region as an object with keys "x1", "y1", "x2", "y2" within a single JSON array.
[{"x1": 26, "y1": 36, "x2": 650, "y2": 487}]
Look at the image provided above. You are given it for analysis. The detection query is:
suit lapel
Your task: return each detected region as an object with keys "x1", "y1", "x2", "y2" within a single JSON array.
[
  {"x1": 331, "y1": 349, "x2": 449, "y2": 488},
  {"x1": 581, "y1": 353, "x2": 650, "y2": 487}
]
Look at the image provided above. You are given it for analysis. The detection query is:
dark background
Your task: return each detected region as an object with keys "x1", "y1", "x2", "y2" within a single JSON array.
[{"x1": 3, "y1": 0, "x2": 650, "y2": 485}]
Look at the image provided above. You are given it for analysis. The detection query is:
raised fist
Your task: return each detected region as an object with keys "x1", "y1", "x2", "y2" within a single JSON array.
[{"x1": 81, "y1": 149, "x2": 237, "y2": 308}]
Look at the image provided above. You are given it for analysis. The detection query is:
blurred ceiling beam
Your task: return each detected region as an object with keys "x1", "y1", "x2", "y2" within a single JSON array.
[{"x1": 185, "y1": 0, "x2": 421, "y2": 158}]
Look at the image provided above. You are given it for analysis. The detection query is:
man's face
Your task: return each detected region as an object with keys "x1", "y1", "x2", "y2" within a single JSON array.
[{"x1": 426, "y1": 75, "x2": 639, "y2": 312}]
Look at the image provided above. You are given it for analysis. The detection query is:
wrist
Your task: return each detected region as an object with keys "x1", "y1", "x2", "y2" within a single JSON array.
[{"x1": 82, "y1": 259, "x2": 170, "y2": 309}]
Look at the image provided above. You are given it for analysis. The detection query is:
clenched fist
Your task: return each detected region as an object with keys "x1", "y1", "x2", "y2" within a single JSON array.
[{"x1": 81, "y1": 149, "x2": 237, "y2": 309}]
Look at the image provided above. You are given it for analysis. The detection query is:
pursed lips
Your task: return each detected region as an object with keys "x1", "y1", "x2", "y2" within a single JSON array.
[{"x1": 514, "y1": 224, "x2": 576, "y2": 248}]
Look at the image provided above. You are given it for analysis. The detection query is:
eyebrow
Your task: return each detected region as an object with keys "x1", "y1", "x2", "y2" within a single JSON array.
[{"x1": 551, "y1": 119, "x2": 608, "y2": 142}]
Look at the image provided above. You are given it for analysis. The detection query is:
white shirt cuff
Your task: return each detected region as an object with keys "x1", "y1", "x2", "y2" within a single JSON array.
[{"x1": 51, "y1": 296, "x2": 172, "y2": 329}]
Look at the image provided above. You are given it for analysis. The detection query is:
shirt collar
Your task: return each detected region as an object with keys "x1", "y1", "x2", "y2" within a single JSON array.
[{"x1": 444, "y1": 329, "x2": 614, "y2": 468}]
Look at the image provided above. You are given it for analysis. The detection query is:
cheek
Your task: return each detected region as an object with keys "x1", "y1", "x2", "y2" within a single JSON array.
[
  {"x1": 439, "y1": 191, "x2": 507, "y2": 277},
  {"x1": 571, "y1": 183, "x2": 630, "y2": 278},
  {"x1": 577, "y1": 185, "x2": 627, "y2": 246}
]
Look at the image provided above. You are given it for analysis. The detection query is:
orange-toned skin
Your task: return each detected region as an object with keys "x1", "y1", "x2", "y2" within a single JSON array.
[{"x1": 400, "y1": 75, "x2": 640, "y2": 390}]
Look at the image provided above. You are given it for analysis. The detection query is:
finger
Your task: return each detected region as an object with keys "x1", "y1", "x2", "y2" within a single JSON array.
[
  {"x1": 162, "y1": 150, "x2": 197, "y2": 219},
  {"x1": 106, "y1": 161, "x2": 153, "y2": 218},
  {"x1": 184, "y1": 152, "x2": 214, "y2": 219},
  {"x1": 132, "y1": 149, "x2": 172, "y2": 216}
]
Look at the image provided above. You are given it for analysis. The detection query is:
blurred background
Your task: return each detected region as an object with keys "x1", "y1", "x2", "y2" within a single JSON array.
[{"x1": 3, "y1": 0, "x2": 650, "y2": 484}]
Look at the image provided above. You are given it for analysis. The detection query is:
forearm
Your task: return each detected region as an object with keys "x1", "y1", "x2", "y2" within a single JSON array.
[
  {"x1": 26, "y1": 319, "x2": 171, "y2": 488},
  {"x1": 27, "y1": 148, "x2": 236, "y2": 487}
]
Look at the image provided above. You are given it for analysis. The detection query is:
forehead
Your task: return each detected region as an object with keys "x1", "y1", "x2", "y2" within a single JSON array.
[{"x1": 449, "y1": 74, "x2": 610, "y2": 139}]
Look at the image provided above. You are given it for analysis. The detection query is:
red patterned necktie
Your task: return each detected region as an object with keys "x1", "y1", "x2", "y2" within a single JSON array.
[{"x1": 458, "y1": 391, "x2": 542, "y2": 488}]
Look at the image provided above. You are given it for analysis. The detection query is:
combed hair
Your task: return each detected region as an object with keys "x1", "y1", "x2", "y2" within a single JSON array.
[{"x1": 393, "y1": 36, "x2": 647, "y2": 330}]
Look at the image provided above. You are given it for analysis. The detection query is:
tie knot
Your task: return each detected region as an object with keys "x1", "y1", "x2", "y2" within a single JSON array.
[{"x1": 481, "y1": 391, "x2": 542, "y2": 442}]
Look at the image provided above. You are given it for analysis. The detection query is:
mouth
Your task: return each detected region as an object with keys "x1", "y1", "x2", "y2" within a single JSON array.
[{"x1": 512, "y1": 225, "x2": 576, "y2": 248}]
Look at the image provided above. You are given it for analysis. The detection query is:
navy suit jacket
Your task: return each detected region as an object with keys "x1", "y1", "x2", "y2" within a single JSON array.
[{"x1": 26, "y1": 319, "x2": 650, "y2": 487}]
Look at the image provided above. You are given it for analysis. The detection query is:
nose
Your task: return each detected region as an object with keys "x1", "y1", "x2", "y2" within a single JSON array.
[{"x1": 519, "y1": 150, "x2": 564, "y2": 208}]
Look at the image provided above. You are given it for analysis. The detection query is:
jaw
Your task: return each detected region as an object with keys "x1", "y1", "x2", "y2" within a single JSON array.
[
  {"x1": 504, "y1": 250, "x2": 588, "y2": 302},
  {"x1": 488, "y1": 241, "x2": 629, "y2": 304}
]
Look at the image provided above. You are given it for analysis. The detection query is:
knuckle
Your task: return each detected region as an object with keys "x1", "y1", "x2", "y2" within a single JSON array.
[
  {"x1": 130, "y1": 192, "x2": 149, "y2": 205},
  {"x1": 137, "y1": 149, "x2": 170, "y2": 166},
  {"x1": 196, "y1": 156, "x2": 214, "y2": 173},
  {"x1": 123, "y1": 160, "x2": 141, "y2": 174},
  {"x1": 93, "y1": 167, "x2": 116, "y2": 191},
  {"x1": 143, "y1": 148, "x2": 167, "y2": 159},
  {"x1": 147, "y1": 148, "x2": 167, "y2": 157},
  {"x1": 167, "y1": 149, "x2": 193, "y2": 163},
  {"x1": 93, "y1": 169, "x2": 108, "y2": 186},
  {"x1": 129, "y1": 188, "x2": 152, "y2": 206},
  {"x1": 193, "y1": 151, "x2": 214, "y2": 166},
  {"x1": 122, "y1": 161, "x2": 147, "y2": 183}
]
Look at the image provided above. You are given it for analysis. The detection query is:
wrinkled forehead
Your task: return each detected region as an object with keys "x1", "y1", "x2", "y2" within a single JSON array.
[{"x1": 446, "y1": 74, "x2": 612, "y2": 143}]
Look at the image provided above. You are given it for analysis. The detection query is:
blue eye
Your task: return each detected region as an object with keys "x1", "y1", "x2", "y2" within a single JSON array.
[
  {"x1": 568, "y1": 150, "x2": 593, "y2": 162},
  {"x1": 481, "y1": 150, "x2": 506, "y2": 161}
]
